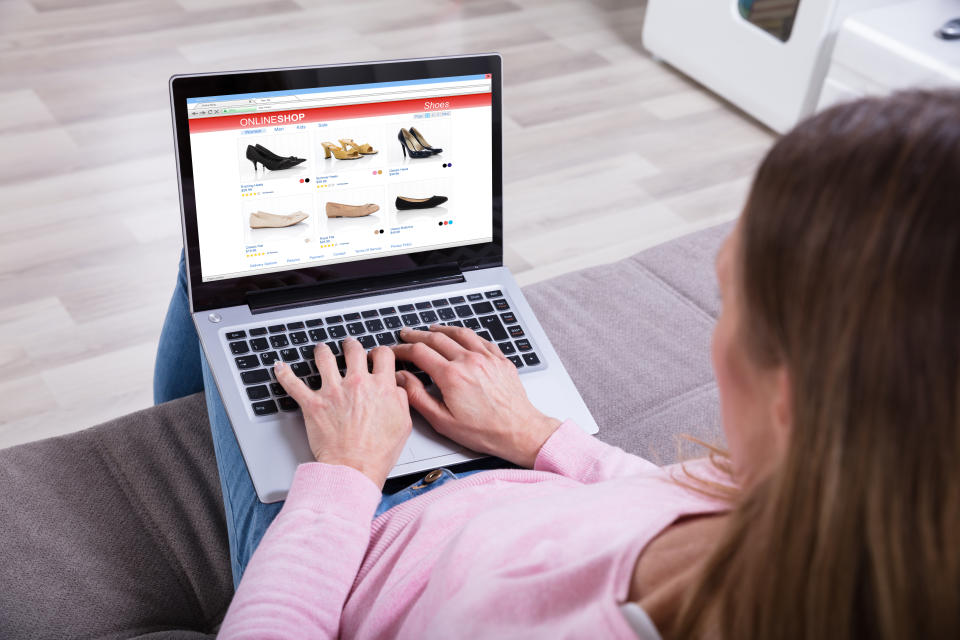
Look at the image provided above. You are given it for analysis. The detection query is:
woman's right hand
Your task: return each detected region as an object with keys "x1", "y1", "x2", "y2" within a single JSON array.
[{"x1": 392, "y1": 326, "x2": 561, "y2": 468}]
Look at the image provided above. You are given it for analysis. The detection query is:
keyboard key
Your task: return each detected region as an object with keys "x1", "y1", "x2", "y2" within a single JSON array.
[
  {"x1": 464, "y1": 318, "x2": 481, "y2": 330},
  {"x1": 270, "y1": 382, "x2": 287, "y2": 396},
  {"x1": 394, "y1": 330, "x2": 404, "y2": 342},
  {"x1": 241, "y1": 369, "x2": 270, "y2": 385},
  {"x1": 300, "y1": 345, "x2": 315, "y2": 360},
  {"x1": 286, "y1": 321, "x2": 304, "y2": 330},
  {"x1": 419, "y1": 310, "x2": 438, "y2": 324},
  {"x1": 361, "y1": 309, "x2": 379, "y2": 318},
  {"x1": 305, "y1": 318, "x2": 324, "y2": 327},
  {"x1": 449, "y1": 296, "x2": 465, "y2": 304},
  {"x1": 278, "y1": 396, "x2": 299, "y2": 412},
  {"x1": 467, "y1": 293, "x2": 483, "y2": 301},
  {"x1": 250, "y1": 337, "x2": 269, "y2": 352},
  {"x1": 494, "y1": 299, "x2": 510, "y2": 311},
  {"x1": 508, "y1": 325, "x2": 525, "y2": 338},
  {"x1": 523, "y1": 352, "x2": 541, "y2": 366},
  {"x1": 508, "y1": 355, "x2": 523, "y2": 368},
  {"x1": 306, "y1": 375, "x2": 323, "y2": 390},
  {"x1": 358, "y1": 335, "x2": 376, "y2": 349},
  {"x1": 415, "y1": 301, "x2": 432, "y2": 310},
  {"x1": 252, "y1": 400, "x2": 278, "y2": 416},
  {"x1": 378, "y1": 307, "x2": 396, "y2": 315},
  {"x1": 415, "y1": 372, "x2": 432, "y2": 386},
  {"x1": 280, "y1": 348, "x2": 299, "y2": 362},
  {"x1": 477, "y1": 330, "x2": 493, "y2": 342},
  {"x1": 326, "y1": 341, "x2": 340, "y2": 355},
  {"x1": 365, "y1": 319, "x2": 384, "y2": 332},
  {"x1": 347, "y1": 322, "x2": 366, "y2": 336},
  {"x1": 229, "y1": 340, "x2": 249, "y2": 355},
  {"x1": 260, "y1": 351, "x2": 280, "y2": 366},
  {"x1": 226, "y1": 330, "x2": 246, "y2": 340},
  {"x1": 402, "y1": 313, "x2": 420, "y2": 326},
  {"x1": 515, "y1": 339, "x2": 532, "y2": 352},
  {"x1": 268, "y1": 324, "x2": 285, "y2": 333},
  {"x1": 325, "y1": 315, "x2": 343, "y2": 324},
  {"x1": 335, "y1": 354, "x2": 347, "y2": 369},
  {"x1": 344, "y1": 312, "x2": 361, "y2": 321},
  {"x1": 383, "y1": 316, "x2": 402, "y2": 329},
  {"x1": 235, "y1": 355, "x2": 259, "y2": 370},
  {"x1": 448, "y1": 320, "x2": 464, "y2": 327},
  {"x1": 269, "y1": 335, "x2": 289, "y2": 349},
  {"x1": 376, "y1": 332, "x2": 396, "y2": 346},
  {"x1": 454, "y1": 305, "x2": 473, "y2": 318},
  {"x1": 437, "y1": 308, "x2": 456, "y2": 321},
  {"x1": 471, "y1": 301, "x2": 494, "y2": 314},
  {"x1": 246, "y1": 385, "x2": 269, "y2": 400},
  {"x1": 485, "y1": 290, "x2": 503, "y2": 298},
  {"x1": 431, "y1": 298, "x2": 449, "y2": 307},
  {"x1": 291, "y1": 362, "x2": 311, "y2": 377},
  {"x1": 498, "y1": 342, "x2": 516, "y2": 355},
  {"x1": 308, "y1": 328, "x2": 327, "y2": 342},
  {"x1": 328, "y1": 325, "x2": 347, "y2": 339},
  {"x1": 500, "y1": 312, "x2": 517, "y2": 324},
  {"x1": 398, "y1": 304, "x2": 415, "y2": 312},
  {"x1": 290, "y1": 331, "x2": 309, "y2": 345},
  {"x1": 479, "y1": 315, "x2": 508, "y2": 341},
  {"x1": 415, "y1": 326, "x2": 429, "y2": 331}
]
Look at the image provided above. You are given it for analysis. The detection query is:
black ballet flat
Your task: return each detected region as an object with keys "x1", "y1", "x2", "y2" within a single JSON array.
[{"x1": 396, "y1": 195, "x2": 448, "y2": 210}]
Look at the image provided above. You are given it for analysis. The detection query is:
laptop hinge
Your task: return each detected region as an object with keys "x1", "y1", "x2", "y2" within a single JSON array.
[{"x1": 245, "y1": 263, "x2": 465, "y2": 314}]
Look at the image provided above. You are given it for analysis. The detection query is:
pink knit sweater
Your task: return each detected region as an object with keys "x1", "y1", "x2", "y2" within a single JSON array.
[{"x1": 218, "y1": 420, "x2": 729, "y2": 638}]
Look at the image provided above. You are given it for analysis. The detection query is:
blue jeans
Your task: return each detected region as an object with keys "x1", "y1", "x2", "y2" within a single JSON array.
[{"x1": 153, "y1": 251, "x2": 483, "y2": 589}]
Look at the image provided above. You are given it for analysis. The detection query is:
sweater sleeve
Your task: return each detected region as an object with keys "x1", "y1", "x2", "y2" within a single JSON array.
[
  {"x1": 534, "y1": 419, "x2": 660, "y2": 483},
  {"x1": 218, "y1": 463, "x2": 382, "y2": 639}
]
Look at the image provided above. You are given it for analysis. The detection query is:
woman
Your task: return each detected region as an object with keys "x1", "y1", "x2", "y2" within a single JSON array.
[{"x1": 155, "y1": 90, "x2": 960, "y2": 639}]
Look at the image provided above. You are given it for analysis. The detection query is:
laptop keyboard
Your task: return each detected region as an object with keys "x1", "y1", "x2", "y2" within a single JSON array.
[{"x1": 223, "y1": 288, "x2": 543, "y2": 417}]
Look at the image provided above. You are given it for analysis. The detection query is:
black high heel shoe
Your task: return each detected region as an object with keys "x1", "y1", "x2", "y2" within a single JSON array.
[
  {"x1": 409, "y1": 127, "x2": 442, "y2": 154},
  {"x1": 397, "y1": 129, "x2": 433, "y2": 159},
  {"x1": 245, "y1": 145, "x2": 306, "y2": 171}
]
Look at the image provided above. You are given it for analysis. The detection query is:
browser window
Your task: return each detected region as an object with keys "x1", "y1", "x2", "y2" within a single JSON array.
[{"x1": 186, "y1": 75, "x2": 494, "y2": 282}]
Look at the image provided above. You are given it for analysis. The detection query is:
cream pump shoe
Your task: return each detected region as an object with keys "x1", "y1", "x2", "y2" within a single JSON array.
[
  {"x1": 249, "y1": 211, "x2": 309, "y2": 228},
  {"x1": 325, "y1": 202, "x2": 380, "y2": 218}
]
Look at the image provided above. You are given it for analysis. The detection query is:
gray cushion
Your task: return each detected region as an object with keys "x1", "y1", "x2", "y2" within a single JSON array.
[{"x1": 0, "y1": 221, "x2": 731, "y2": 639}]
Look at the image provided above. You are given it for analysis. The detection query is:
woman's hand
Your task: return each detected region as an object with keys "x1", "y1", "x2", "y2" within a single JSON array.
[
  {"x1": 274, "y1": 337, "x2": 412, "y2": 489},
  {"x1": 392, "y1": 326, "x2": 561, "y2": 468}
]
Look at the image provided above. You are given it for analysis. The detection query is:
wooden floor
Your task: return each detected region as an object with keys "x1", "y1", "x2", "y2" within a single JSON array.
[{"x1": 0, "y1": 0, "x2": 774, "y2": 448}]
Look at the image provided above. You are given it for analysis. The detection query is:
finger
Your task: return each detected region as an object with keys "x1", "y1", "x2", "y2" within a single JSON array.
[
  {"x1": 274, "y1": 361, "x2": 315, "y2": 406},
  {"x1": 430, "y1": 324, "x2": 502, "y2": 358},
  {"x1": 370, "y1": 345, "x2": 396, "y2": 377},
  {"x1": 396, "y1": 370, "x2": 453, "y2": 427},
  {"x1": 342, "y1": 337, "x2": 366, "y2": 375},
  {"x1": 313, "y1": 341, "x2": 341, "y2": 385},
  {"x1": 392, "y1": 341, "x2": 450, "y2": 379},
  {"x1": 397, "y1": 326, "x2": 466, "y2": 360}
]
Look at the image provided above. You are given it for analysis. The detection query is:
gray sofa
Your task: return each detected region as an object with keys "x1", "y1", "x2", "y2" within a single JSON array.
[{"x1": 0, "y1": 222, "x2": 730, "y2": 639}]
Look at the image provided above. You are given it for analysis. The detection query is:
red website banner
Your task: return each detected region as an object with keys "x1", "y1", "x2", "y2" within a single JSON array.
[{"x1": 188, "y1": 92, "x2": 491, "y2": 134}]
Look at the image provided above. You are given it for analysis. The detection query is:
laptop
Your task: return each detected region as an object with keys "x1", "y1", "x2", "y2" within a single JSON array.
[{"x1": 169, "y1": 54, "x2": 599, "y2": 503}]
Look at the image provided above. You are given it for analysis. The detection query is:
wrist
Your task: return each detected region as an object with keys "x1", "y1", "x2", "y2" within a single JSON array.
[
  {"x1": 515, "y1": 415, "x2": 562, "y2": 468},
  {"x1": 316, "y1": 456, "x2": 386, "y2": 489}
]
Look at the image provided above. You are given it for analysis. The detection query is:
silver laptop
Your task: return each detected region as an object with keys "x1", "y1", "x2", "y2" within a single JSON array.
[{"x1": 169, "y1": 54, "x2": 599, "y2": 503}]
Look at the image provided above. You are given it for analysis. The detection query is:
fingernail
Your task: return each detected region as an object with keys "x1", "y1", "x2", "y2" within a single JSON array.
[
  {"x1": 275, "y1": 361, "x2": 286, "y2": 371},
  {"x1": 395, "y1": 371, "x2": 406, "y2": 385}
]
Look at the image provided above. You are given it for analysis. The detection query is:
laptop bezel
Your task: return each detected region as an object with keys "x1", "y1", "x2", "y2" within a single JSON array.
[{"x1": 169, "y1": 54, "x2": 503, "y2": 312}]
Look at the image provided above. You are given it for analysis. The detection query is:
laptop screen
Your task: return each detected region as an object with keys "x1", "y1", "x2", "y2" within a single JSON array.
[{"x1": 185, "y1": 74, "x2": 493, "y2": 283}]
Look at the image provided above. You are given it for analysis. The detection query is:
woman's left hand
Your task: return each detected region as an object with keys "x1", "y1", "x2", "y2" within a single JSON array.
[{"x1": 274, "y1": 337, "x2": 412, "y2": 489}]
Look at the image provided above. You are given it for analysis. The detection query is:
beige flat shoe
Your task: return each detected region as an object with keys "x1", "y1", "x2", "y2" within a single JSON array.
[
  {"x1": 325, "y1": 202, "x2": 380, "y2": 218},
  {"x1": 249, "y1": 210, "x2": 309, "y2": 228}
]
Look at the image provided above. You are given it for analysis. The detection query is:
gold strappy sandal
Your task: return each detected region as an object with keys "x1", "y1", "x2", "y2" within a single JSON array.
[
  {"x1": 321, "y1": 142, "x2": 361, "y2": 160},
  {"x1": 338, "y1": 138, "x2": 378, "y2": 155}
]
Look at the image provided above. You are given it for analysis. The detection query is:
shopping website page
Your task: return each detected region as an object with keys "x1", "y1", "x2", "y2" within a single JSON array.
[{"x1": 186, "y1": 75, "x2": 493, "y2": 282}]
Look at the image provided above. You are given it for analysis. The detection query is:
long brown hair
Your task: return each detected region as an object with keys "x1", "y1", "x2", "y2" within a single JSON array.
[{"x1": 673, "y1": 90, "x2": 960, "y2": 638}]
